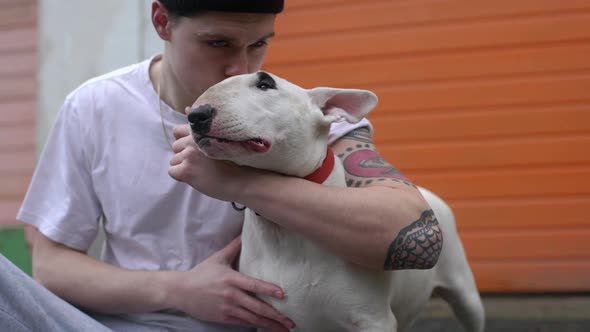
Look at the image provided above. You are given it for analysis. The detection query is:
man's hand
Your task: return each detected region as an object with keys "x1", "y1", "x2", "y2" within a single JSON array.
[
  {"x1": 166, "y1": 236, "x2": 295, "y2": 331},
  {"x1": 168, "y1": 124, "x2": 256, "y2": 202}
]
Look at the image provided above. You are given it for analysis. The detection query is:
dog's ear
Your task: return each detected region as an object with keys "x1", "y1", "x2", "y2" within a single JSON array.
[{"x1": 308, "y1": 87, "x2": 378, "y2": 124}]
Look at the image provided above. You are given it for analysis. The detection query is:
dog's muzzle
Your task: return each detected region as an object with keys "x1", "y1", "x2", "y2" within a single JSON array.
[{"x1": 188, "y1": 104, "x2": 216, "y2": 135}]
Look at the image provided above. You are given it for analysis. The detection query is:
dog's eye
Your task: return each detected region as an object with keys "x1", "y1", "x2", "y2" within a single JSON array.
[
  {"x1": 256, "y1": 72, "x2": 277, "y2": 91},
  {"x1": 257, "y1": 82, "x2": 273, "y2": 91},
  {"x1": 256, "y1": 80, "x2": 276, "y2": 91}
]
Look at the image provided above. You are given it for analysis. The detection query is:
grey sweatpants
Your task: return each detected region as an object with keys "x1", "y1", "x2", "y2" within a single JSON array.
[{"x1": 0, "y1": 254, "x2": 167, "y2": 331}]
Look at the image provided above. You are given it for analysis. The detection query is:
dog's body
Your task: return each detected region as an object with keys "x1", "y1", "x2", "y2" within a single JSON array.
[{"x1": 188, "y1": 71, "x2": 485, "y2": 331}]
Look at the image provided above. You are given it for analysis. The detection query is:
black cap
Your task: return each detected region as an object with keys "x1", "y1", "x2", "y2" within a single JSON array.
[{"x1": 160, "y1": 0, "x2": 284, "y2": 16}]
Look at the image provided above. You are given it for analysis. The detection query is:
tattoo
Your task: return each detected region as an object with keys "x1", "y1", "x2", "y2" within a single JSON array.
[
  {"x1": 343, "y1": 149, "x2": 407, "y2": 180},
  {"x1": 339, "y1": 128, "x2": 416, "y2": 189},
  {"x1": 384, "y1": 210, "x2": 443, "y2": 270},
  {"x1": 343, "y1": 127, "x2": 372, "y2": 143},
  {"x1": 341, "y1": 148, "x2": 416, "y2": 188}
]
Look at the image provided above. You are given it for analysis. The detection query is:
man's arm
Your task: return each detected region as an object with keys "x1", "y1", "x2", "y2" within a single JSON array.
[
  {"x1": 31, "y1": 230, "x2": 294, "y2": 331},
  {"x1": 32, "y1": 229, "x2": 170, "y2": 313},
  {"x1": 170, "y1": 125, "x2": 442, "y2": 270},
  {"x1": 333, "y1": 127, "x2": 443, "y2": 270}
]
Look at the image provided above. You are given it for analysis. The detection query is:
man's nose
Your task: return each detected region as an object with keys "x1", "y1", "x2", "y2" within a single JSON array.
[
  {"x1": 224, "y1": 51, "x2": 249, "y2": 77},
  {"x1": 188, "y1": 104, "x2": 216, "y2": 135}
]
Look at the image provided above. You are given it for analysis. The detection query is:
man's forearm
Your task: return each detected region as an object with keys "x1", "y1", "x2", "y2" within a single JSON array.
[
  {"x1": 32, "y1": 231, "x2": 176, "y2": 314},
  {"x1": 236, "y1": 171, "x2": 434, "y2": 270}
]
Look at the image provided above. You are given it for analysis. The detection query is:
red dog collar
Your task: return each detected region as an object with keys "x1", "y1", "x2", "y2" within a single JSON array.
[{"x1": 304, "y1": 147, "x2": 335, "y2": 184}]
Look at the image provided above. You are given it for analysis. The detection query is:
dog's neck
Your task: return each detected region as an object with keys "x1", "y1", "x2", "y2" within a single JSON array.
[{"x1": 304, "y1": 146, "x2": 335, "y2": 184}]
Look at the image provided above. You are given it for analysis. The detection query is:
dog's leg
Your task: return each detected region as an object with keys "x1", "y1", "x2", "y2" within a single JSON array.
[
  {"x1": 431, "y1": 238, "x2": 486, "y2": 332},
  {"x1": 436, "y1": 283, "x2": 485, "y2": 332},
  {"x1": 348, "y1": 310, "x2": 398, "y2": 332},
  {"x1": 418, "y1": 187, "x2": 485, "y2": 332}
]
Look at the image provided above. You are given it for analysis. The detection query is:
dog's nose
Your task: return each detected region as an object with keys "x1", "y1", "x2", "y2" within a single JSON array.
[{"x1": 188, "y1": 104, "x2": 216, "y2": 134}]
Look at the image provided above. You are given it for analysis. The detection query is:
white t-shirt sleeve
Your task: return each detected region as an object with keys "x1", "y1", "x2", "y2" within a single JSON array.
[
  {"x1": 327, "y1": 118, "x2": 374, "y2": 145},
  {"x1": 17, "y1": 93, "x2": 101, "y2": 251}
]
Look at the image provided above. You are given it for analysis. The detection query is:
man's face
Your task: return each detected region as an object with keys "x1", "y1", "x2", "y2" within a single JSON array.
[{"x1": 165, "y1": 11, "x2": 276, "y2": 100}]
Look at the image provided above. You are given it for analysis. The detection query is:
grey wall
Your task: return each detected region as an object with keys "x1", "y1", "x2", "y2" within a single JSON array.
[
  {"x1": 38, "y1": 1, "x2": 163, "y2": 257},
  {"x1": 38, "y1": 0, "x2": 162, "y2": 151}
]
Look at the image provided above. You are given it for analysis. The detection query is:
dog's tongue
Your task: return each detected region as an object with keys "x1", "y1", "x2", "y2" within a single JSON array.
[{"x1": 244, "y1": 138, "x2": 270, "y2": 152}]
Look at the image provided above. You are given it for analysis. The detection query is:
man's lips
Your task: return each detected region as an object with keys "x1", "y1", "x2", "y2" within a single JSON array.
[{"x1": 196, "y1": 135, "x2": 271, "y2": 152}]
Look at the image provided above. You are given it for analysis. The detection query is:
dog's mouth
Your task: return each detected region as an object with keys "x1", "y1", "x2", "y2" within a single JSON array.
[{"x1": 195, "y1": 135, "x2": 271, "y2": 153}]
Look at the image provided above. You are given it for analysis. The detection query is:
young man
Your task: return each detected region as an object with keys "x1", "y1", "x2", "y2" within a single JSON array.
[{"x1": 10, "y1": 1, "x2": 441, "y2": 331}]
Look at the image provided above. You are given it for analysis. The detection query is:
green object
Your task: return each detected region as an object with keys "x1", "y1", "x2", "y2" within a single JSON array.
[{"x1": 0, "y1": 226, "x2": 32, "y2": 276}]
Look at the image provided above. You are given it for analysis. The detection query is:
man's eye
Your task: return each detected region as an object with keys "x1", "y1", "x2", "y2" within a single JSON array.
[
  {"x1": 208, "y1": 40, "x2": 228, "y2": 47},
  {"x1": 250, "y1": 40, "x2": 268, "y2": 48}
]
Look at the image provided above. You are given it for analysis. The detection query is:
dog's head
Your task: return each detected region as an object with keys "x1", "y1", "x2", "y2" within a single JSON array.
[{"x1": 186, "y1": 71, "x2": 377, "y2": 177}]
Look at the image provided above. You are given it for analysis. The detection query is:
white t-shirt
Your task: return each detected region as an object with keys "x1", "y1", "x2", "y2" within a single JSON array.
[{"x1": 17, "y1": 55, "x2": 373, "y2": 331}]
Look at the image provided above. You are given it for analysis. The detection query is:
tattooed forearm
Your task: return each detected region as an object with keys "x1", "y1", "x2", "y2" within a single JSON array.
[
  {"x1": 343, "y1": 149, "x2": 408, "y2": 181},
  {"x1": 343, "y1": 127, "x2": 372, "y2": 143},
  {"x1": 338, "y1": 127, "x2": 417, "y2": 189},
  {"x1": 384, "y1": 210, "x2": 443, "y2": 270}
]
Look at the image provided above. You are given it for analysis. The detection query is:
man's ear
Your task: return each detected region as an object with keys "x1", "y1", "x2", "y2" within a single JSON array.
[
  {"x1": 307, "y1": 87, "x2": 378, "y2": 124},
  {"x1": 152, "y1": 1, "x2": 172, "y2": 41}
]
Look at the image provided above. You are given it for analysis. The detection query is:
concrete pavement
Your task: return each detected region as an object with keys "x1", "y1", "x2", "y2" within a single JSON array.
[{"x1": 407, "y1": 294, "x2": 590, "y2": 331}]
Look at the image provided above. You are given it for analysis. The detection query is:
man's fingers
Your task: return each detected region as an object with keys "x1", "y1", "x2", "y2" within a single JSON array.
[
  {"x1": 214, "y1": 236, "x2": 242, "y2": 263},
  {"x1": 234, "y1": 291, "x2": 295, "y2": 330},
  {"x1": 169, "y1": 151, "x2": 183, "y2": 166},
  {"x1": 171, "y1": 139, "x2": 183, "y2": 154},
  {"x1": 171, "y1": 134, "x2": 194, "y2": 154},
  {"x1": 168, "y1": 155, "x2": 193, "y2": 182},
  {"x1": 168, "y1": 163, "x2": 184, "y2": 181},
  {"x1": 233, "y1": 273, "x2": 284, "y2": 300},
  {"x1": 173, "y1": 124, "x2": 191, "y2": 140}
]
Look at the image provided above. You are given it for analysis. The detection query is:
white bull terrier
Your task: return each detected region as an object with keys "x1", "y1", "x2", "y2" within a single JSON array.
[{"x1": 187, "y1": 71, "x2": 485, "y2": 332}]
